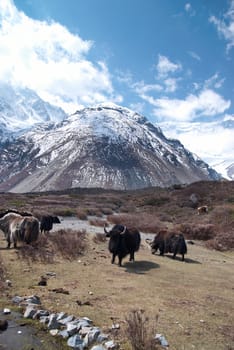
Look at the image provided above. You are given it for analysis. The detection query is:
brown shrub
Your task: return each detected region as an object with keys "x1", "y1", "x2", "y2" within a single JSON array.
[
  {"x1": 92, "y1": 233, "x2": 107, "y2": 243},
  {"x1": 100, "y1": 207, "x2": 113, "y2": 215},
  {"x1": 76, "y1": 209, "x2": 88, "y2": 220},
  {"x1": 107, "y1": 213, "x2": 163, "y2": 233},
  {"x1": 0, "y1": 253, "x2": 6, "y2": 290},
  {"x1": 49, "y1": 229, "x2": 87, "y2": 260},
  {"x1": 17, "y1": 229, "x2": 87, "y2": 262},
  {"x1": 17, "y1": 235, "x2": 55, "y2": 263},
  {"x1": 206, "y1": 230, "x2": 234, "y2": 251},
  {"x1": 179, "y1": 223, "x2": 216, "y2": 240},
  {"x1": 124, "y1": 309, "x2": 160, "y2": 350},
  {"x1": 210, "y1": 205, "x2": 234, "y2": 231},
  {"x1": 89, "y1": 218, "x2": 106, "y2": 227}
]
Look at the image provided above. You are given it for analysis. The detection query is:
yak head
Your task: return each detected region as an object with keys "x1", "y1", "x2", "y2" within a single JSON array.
[{"x1": 104, "y1": 224, "x2": 126, "y2": 238}]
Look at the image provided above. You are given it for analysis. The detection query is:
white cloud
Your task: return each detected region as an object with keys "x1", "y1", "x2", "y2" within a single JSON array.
[
  {"x1": 209, "y1": 0, "x2": 234, "y2": 52},
  {"x1": 161, "y1": 120, "x2": 234, "y2": 166},
  {"x1": 133, "y1": 81, "x2": 163, "y2": 94},
  {"x1": 148, "y1": 89, "x2": 230, "y2": 122},
  {"x1": 0, "y1": 0, "x2": 119, "y2": 113},
  {"x1": 204, "y1": 73, "x2": 225, "y2": 89},
  {"x1": 188, "y1": 51, "x2": 201, "y2": 61},
  {"x1": 185, "y1": 3, "x2": 196, "y2": 16},
  {"x1": 164, "y1": 78, "x2": 178, "y2": 93},
  {"x1": 156, "y1": 55, "x2": 182, "y2": 78}
]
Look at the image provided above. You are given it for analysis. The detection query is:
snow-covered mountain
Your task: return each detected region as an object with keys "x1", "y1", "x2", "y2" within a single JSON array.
[
  {"x1": 0, "y1": 103, "x2": 221, "y2": 192},
  {"x1": 0, "y1": 83, "x2": 66, "y2": 139},
  {"x1": 160, "y1": 119, "x2": 234, "y2": 181}
]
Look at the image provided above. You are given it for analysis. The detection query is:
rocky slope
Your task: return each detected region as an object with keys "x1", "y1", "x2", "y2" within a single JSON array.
[{"x1": 0, "y1": 103, "x2": 220, "y2": 192}]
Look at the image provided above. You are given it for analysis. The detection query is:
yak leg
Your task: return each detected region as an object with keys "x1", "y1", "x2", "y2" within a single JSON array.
[
  {"x1": 6, "y1": 233, "x2": 11, "y2": 248},
  {"x1": 181, "y1": 254, "x2": 185, "y2": 261},
  {"x1": 129, "y1": 251, "x2": 135, "y2": 262},
  {"x1": 111, "y1": 254, "x2": 116, "y2": 264},
  {"x1": 118, "y1": 256, "x2": 123, "y2": 267}
]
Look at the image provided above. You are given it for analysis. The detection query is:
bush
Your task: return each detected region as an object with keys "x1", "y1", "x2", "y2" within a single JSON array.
[
  {"x1": 89, "y1": 218, "x2": 106, "y2": 227},
  {"x1": 50, "y1": 229, "x2": 87, "y2": 260},
  {"x1": 206, "y1": 230, "x2": 234, "y2": 251},
  {"x1": 124, "y1": 309, "x2": 160, "y2": 350},
  {"x1": 179, "y1": 223, "x2": 216, "y2": 240},
  {"x1": 17, "y1": 229, "x2": 87, "y2": 262},
  {"x1": 92, "y1": 233, "x2": 107, "y2": 243},
  {"x1": 0, "y1": 253, "x2": 6, "y2": 290},
  {"x1": 76, "y1": 209, "x2": 88, "y2": 220},
  {"x1": 17, "y1": 235, "x2": 55, "y2": 263},
  {"x1": 107, "y1": 213, "x2": 164, "y2": 234}
]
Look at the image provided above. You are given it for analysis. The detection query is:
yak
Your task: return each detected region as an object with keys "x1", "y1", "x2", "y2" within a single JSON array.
[
  {"x1": 40, "y1": 215, "x2": 61, "y2": 234},
  {"x1": 148, "y1": 229, "x2": 187, "y2": 261},
  {"x1": 0, "y1": 212, "x2": 39, "y2": 248},
  {"x1": 197, "y1": 205, "x2": 208, "y2": 215},
  {"x1": 104, "y1": 224, "x2": 141, "y2": 266}
]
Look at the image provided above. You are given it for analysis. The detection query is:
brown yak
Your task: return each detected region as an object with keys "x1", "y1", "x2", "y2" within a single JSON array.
[
  {"x1": 148, "y1": 229, "x2": 187, "y2": 261},
  {"x1": 0, "y1": 212, "x2": 39, "y2": 248}
]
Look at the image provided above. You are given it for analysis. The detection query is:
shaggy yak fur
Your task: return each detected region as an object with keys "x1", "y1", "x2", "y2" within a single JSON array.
[
  {"x1": 104, "y1": 224, "x2": 141, "y2": 266},
  {"x1": 149, "y1": 229, "x2": 187, "y2": 261},
  {"x1": 0, "y1": 212, "x2": 39, "y2": 248},
  {"x1": 40, "y1": 215, "x2": 61, "y2": 234}
]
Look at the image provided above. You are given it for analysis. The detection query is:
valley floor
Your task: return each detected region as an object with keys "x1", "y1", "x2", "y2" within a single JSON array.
[{"x1": 0, "y1": 219, "x2": 234, "y2": 350}]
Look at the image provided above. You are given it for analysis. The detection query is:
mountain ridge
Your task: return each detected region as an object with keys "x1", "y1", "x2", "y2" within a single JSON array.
[{"x1": 0, "y1": 102, "x2": 221, "y2": 192}]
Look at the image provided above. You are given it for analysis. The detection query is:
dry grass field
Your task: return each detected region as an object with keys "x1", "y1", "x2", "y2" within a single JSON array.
[{"x1": 0, "y1": 181, "x2": 234, "y2": 349}]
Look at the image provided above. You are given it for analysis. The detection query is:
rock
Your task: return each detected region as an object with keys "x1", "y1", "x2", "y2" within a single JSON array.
[
  {"x1": 3, "y1": 308, "x2": 11, "y2": 314},
  {"x1": 0, "y1": 319, "x2": 8, "y2": 331},
  {"x1": 105, "y1": 340, "x2": 119, "y2": 349},
  {"x1": 91, "y1": 346, "x2": 106, "y2": 350},
  {"x1": 12, "y1": 295, "x2": 24, "y2": 304},
  {"x1": 50, "y1": 287, "x2": 69, "y2": 294},
  {"x1": 67, "y1": 334, "x2": 84, "y2": 349},
  {"x1": 50, "y1": 329, "x2": 59, "y2": 336},
  {"x1": 47, "y1": 313, "x2": 60, "y2": 329},
  {"x1": 24, "y1": 306, "x2": 37, "y2": 319},
  {"x1": 46, "y1": 271, "x2": 56, "y2": 277},
  {"x1": 58, "y1": 315, "x2": 75, "y2": 325},
  {"x1": 5, "y1": 279, "x2": 12, "y2": 287},
  {"x1": 33, "y1": 309, "x2": 50, "y2": 320},
  {"x1": 56, "y1": 311, "x2": 68, "y2": 321},
  {"x1": 83, "y1": 327, "x2": 100, "y2": 347},
  {"x1": 38, "y1": 276, "x2": 47, "y2": 286},
  {"x1": 97, "y1": 333, "x2": 109, "y2": 342},
  {"x1": 155, "y1": 333, "x2": 169, "y2": 347},
  {"x1": 25, "y1": 295, "x2": 41, "y2": 305},
  {"x1": 58, "y1": 329, "x2": 69, "y2": 338},
  {"x1": 66, "y1": 322, "x2": 79, "y2": 336}
]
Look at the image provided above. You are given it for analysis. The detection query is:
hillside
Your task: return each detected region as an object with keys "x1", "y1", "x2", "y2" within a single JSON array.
[{"x1": 0, "y1": 104, "x2": 220, "y2": 192}]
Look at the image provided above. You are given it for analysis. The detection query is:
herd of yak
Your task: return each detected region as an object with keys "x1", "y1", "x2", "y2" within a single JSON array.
[{"x1": 0, "y1": 209, "x2": 188, "y2": 266}]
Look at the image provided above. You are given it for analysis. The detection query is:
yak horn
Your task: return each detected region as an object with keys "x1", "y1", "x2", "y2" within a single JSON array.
[
  {"x1": 104, "y1": 223, "x2": 109, "y2": 234},
  {"x1": 120, "y1": 226, "x2": 127, "y2": 234}
]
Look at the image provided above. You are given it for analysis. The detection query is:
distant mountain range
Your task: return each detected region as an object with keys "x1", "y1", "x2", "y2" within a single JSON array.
[{"x1": 0, "y1": 84, "x2": 225, "y2": 192}]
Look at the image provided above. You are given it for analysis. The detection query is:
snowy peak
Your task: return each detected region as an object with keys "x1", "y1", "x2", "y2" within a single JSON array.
[
  {"x1": 0, "y1": 103, "x2": 221, "y2": 192},
  {"x1": 0, "y1": 83, "x2": 67, "y2": 135}
]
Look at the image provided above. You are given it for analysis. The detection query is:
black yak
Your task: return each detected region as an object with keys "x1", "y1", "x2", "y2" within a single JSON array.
[
  {"x1": 149, "y1": 229, "x2": 187, "y2": 261},
  {"x1": 0, "y1": 212, "x2": 39, "y2": 248},
  {"x1": 40, "y1": 215, "x2": 61, "y2": 234},
  {"x1": 104, "y1": 224, "x2": 141, "y2": 266}
]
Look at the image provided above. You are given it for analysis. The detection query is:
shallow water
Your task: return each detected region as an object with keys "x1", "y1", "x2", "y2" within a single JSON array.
[{"x1": 0, "y1": 312, "x2": 43, "y2": 350}]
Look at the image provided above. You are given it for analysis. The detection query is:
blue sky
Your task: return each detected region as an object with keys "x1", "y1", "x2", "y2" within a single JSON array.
[{"x1": 0, "y1": 0, "x2": 233, "y2": 173}]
